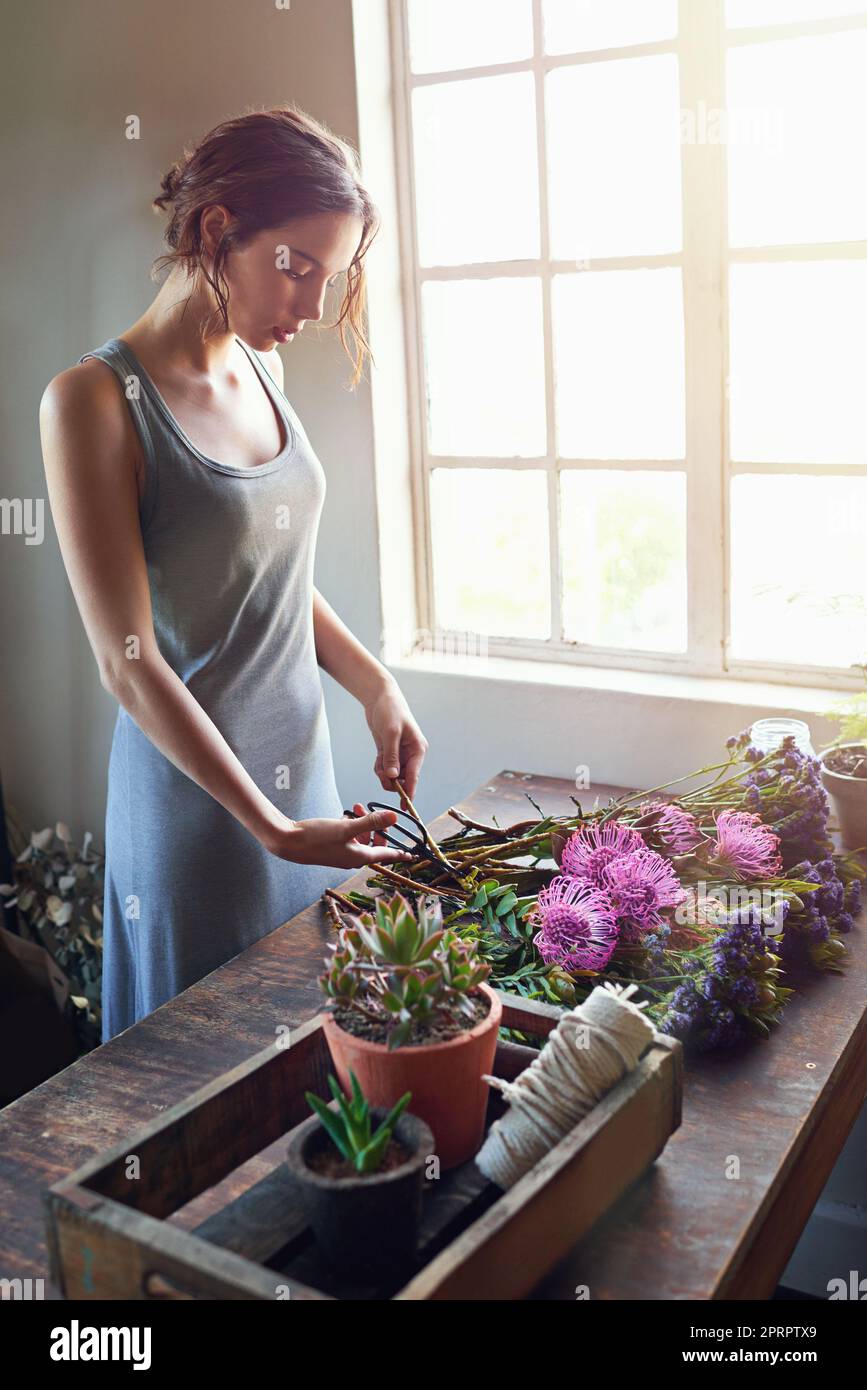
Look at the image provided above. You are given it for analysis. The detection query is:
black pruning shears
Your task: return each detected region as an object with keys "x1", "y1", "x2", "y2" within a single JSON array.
[{"x1": 343, "y1": 801, "x2": 449, "y2": 869}]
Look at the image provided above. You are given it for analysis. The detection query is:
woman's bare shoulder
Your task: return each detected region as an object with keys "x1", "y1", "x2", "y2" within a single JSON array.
[
  {"x1": 40, "y1": 356, "x2": 144, "y2": 497},
  {"x1": 41, "y1": 355, "x2": 126, "y2": 426}
]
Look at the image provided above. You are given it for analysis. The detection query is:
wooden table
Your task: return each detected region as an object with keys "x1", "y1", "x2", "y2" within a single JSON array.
[{"x1": 1, "y1": 771, "x2": 865, "y2": 1300}]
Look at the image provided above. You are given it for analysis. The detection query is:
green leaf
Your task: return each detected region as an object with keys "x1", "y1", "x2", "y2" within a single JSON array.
[
  {"x1": 355, "y1": 1128, "x2": 391, "y2": 1173},
  {"x1": 347, "y1": 1068, "x2": 366, "y2": 1111},
  {"x1": 376, "y1": 1089, "x2": 412, "y2": 1136},
  {"x1": 328, "y1": 1076, "x2": 368, "y2": 1150},
  {"x1": 403, "y1": 973, "x2": 423, "y2": 1005},
  {"x1": 414, "y1": 931, "x2": 445, "y2": 960},
  {"x1": 304, "y1": 1092, "x2": 353, "y2": 1162},
  {"x1": 388, "y1": 1017, "x2": 413, "y2": 1050},
  {"x1": 393, "y1": 910, "x2": 412, "y2": 963}
]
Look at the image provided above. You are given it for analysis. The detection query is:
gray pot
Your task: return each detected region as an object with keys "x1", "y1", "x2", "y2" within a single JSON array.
[
  {"x1": 820, "y1": 743, "x2": 867, "y2": 851},
  {"x1": 285, "y1": 1106, "x2": 434, "y2": 1284}
]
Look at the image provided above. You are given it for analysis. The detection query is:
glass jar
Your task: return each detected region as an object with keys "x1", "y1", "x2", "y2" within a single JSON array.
[{"x1": 750, "y1": 717, "x2": 816, "y2": 758}]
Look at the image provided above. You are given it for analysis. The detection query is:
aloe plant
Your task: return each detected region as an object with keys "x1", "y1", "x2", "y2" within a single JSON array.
[
  {"x1": 320, "y1": 891, "x2": 492, "y2": 1049},
  {"x1": 304, "y1": 1070, "x2": 412, "y2": 1174}
]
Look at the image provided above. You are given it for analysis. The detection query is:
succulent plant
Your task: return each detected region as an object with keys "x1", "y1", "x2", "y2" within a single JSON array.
[
  {"x1": 304, "y1": 1070, "x2": 412, "y2": 1174},
  {"x1": 320, "y1": 891, "x2": 492, "y2": 1049}
]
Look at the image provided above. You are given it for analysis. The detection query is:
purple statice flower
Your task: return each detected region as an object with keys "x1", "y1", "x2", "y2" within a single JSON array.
[
  {"x1": 709, "y1": 909, "x2": 768, "y2": 977},
  {"x1": 660, "y1": 982, "x2": 742, "y2": 1051},
  {"x1": 740, "y1": 740, "x2": 832, "y2": 868},
  {"x1": 560, "y1": 819, "x2": 646, "y2": 886},
  {"x1": 599, "y1": 847, "x2": 687, "y2": 941},
  {"x1": 660, "y1": 909, "x2": 773, "y2": 1051},
  {"x1": 709, "y1": 808, "x2": 783, "y2": 879},
  {"x1": 530, "y1": 875, "x2": 619, "y2": 972},
  {"x1": 640, "y1": 920, "x2": 672, "y2": 974},
  {"x1": 839, "y1": 877, "x2": 862, "y2": 933},
  {"x1": 779, "y1": 857, "x2": 855, "y2": 963},
  {"x1": 637, "y1": 799, "x2": 703, "y2": 855}
]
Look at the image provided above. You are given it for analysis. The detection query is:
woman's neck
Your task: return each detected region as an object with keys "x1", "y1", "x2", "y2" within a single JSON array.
[{"x1": 123, "y1": 267, "x2": 236, "y2": 376}]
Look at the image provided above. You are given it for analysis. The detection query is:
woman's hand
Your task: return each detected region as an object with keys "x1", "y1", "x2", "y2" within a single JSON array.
[
  {"x1": 263, "y1": 807, "x2": 414, "y2": 869},
  {"x1": 363, "y1": 679, "x2": 429, "y2": 807}
]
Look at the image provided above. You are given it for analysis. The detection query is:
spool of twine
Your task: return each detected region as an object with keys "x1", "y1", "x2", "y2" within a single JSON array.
[{"x1": 475, "y1": 981, "x2": 655, "y2": 1190}]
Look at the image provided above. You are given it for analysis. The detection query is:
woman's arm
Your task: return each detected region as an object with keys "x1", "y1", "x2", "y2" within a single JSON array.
[
  {"x1": 38, "y1": 361, "x2": 409, "y2": 870},
  {"x1": 311, "y1": 586, "x2": 395, "y2": 705},
  {"x1": 312, "y1": 586, "x2": 428, "y2": 804}
]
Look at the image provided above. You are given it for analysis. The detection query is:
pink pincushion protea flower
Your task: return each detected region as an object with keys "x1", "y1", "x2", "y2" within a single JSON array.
[
  {"x1": 637, "y1": 799, "x2": 703, "y2": 855},
  {"x1": 530, "y1": 875, "x2": 619, "y2": 972},
  {"x1": 599, "y1": 847, "x2": 687, "y2": 942},
  {"x1": 560, "y1": 819, "x2": 646, "y2": 886},
  {"x1": 709, "y1": 808, "x2": 783, "y2": 879}
]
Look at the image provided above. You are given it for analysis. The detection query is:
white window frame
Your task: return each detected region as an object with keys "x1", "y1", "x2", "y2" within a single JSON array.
[{"x1": 388, "y1": 0, "x2": 867, "y2": 691}]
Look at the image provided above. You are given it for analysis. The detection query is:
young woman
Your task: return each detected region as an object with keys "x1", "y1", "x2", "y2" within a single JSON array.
[{"x1": 40, "y1": 106, "x2": 428, "y2": 1043}]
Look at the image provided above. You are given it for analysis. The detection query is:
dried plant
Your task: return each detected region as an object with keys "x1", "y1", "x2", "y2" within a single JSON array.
[{"x1": 1, "y1": 808, "x2": 103, "y2": 1050}]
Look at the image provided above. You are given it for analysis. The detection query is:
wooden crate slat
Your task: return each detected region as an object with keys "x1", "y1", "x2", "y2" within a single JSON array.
[
  {"x1": 395, "y1": 1042, "x2": 681, "y2": 1300},
  {"x1": 45, "y1": 1187, "x2": 331, "y2": 1300},
  {"x1": 190, "y1": 1160, "x2": 310, "y2": 1264},
  {"x1": 497, "y1": 992, "x2": 564, "y2": 1037},
  {"x1": 64, "y1": 1014, "x2": 333, "y2": 1218}
]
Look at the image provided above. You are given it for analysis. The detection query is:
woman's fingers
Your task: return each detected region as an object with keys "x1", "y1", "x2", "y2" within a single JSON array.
[
  {"x1": 353, "y1": 845, "x2": 412, "y2": 866},
  {"x1": 343, "y1": 808, "x2": 411, "y2": 863},
  {"x1": 351, "y1": 800, "x2": 387, "y2": 848},
  {"x1": 400, "y1": 742, "x2": 428, "y2": 808}
]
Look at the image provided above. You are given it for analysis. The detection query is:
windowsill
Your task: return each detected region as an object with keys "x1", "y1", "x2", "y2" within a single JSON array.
[{"x1": 387, "y1": 649, "x2": 839, "y2": 714}]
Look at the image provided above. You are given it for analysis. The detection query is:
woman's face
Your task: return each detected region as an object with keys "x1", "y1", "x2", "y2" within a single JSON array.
[{"x1": 204, "y1": 208, "x2": 365, "y2": 352}]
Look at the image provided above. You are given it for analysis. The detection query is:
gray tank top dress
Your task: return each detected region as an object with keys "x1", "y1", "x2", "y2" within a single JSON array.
[{"x1": 77, "y1": 336, "x2": 351, "y2": 1044}]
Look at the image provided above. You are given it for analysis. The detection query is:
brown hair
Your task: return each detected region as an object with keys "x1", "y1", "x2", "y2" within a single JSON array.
[{"x1": 152, "y1": 105, "x2": 380, "y2": 387}]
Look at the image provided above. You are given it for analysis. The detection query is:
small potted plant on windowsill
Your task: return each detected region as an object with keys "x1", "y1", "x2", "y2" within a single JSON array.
[
  {"x1": 319, "y1": 892, "x2": 503, "y2": 1170},
  {"x1": 285, "y1": 1069, "x2": 434, "y2": 1283},
  {"x1": 820, "y1": 669, "x2": 867, "y2": 851},
  {"x1": 820, "y1": 744, "x2": 867, "y2": 850}
]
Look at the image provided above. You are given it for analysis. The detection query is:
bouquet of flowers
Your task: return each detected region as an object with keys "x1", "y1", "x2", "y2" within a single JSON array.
[{"x1": 326, "y1": 730, "x2": 864, "y2": 1054}]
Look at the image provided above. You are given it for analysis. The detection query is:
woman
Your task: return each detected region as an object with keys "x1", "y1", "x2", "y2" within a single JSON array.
[{"x1": 40, "y1": 106, "x2": 427, "y2": 1043}]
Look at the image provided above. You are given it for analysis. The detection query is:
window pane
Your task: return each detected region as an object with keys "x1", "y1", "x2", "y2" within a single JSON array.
[
  {"x1": 431, "y1": 469, "x2": 551, "y2": 637},
  {"x1": 727, "y1": 32, "x2": 867, "y2": 247},
  {"x1": 727, "y1": 0, "x2": 867, "y2": 26},
  {"x1": 561, "y1": 471, "x2": 687, "y2": 651},
  {"x1": 422, "y1": 278, "x2": 547, "y2": 456},
  {"x1": 730, "y1": 475, "x2": 867, "y2": 667},
  {"x1": 544, "y1": 0, "x2": 677, "y2": 52},
  {"x1": 729, "y1": 262, "x2": 867, "y2": 465},
  {"x1": 413, "y1": 74, "x2": 540, "y2": 266},
  {"x1": 547, "y1": 56, "x2": 682, "y2": 259},
  {"x1": 553, "y1": 268, "x2": 685, "y2": 458},
  {"x1": 407, "y1": 0, "x2": 533, "y2": 73}
]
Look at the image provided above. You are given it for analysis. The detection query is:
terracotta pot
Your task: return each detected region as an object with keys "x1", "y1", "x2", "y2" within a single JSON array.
[
  {"x1": 820, "y1": 743, "x2": 867, "y2": 851},
  {"x1": 322, "y1": 983, "x2": 503, "y2": 1171},
  {"x1": 285, "y1": 1107, "x2": 434, "y2": 1284}
]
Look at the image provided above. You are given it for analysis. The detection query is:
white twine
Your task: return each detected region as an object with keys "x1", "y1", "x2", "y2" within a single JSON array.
[{"x1": 475, "y1": 981, "x2": 655, "y2": 1190}]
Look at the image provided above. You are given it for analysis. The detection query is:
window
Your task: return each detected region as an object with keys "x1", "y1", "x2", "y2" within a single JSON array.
[{"x1": 392, "y1": 0, "x2": 867, "y2": 685}]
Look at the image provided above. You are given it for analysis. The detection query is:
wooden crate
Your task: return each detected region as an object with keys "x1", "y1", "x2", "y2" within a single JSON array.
[{"x1": 43, "y1": 992, "x2": 682, "y2": 1301}]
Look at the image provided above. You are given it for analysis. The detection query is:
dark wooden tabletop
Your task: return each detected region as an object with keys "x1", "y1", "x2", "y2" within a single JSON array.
[{"x1": 1, "y1": 770, "x2": 865, "y2": 1300}]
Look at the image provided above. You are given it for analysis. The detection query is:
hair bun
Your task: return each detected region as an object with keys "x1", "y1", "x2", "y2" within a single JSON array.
[{"x1": 152, "y1": 162, "x2": 182, "y2": 213}]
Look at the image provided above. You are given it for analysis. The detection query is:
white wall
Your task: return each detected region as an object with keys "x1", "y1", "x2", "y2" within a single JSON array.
[{"x1": 0, "y1": 0, "x2": 862, "y2": 1295}]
